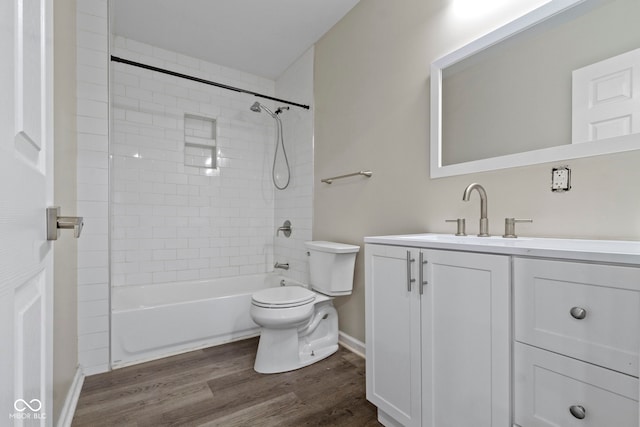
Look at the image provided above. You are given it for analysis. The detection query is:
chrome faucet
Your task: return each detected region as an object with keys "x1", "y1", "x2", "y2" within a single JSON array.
[
  {"x1": 462, "y1": 183, "x2": 489, "y2": 237},
  {"x1": 274, "y1": 262, "x2": 290, "y2": 270}
]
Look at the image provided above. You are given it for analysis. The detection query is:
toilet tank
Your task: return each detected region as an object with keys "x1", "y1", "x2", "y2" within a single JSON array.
[{"x1": 305, "y1": 241, "x2": 360, "y2": 296}]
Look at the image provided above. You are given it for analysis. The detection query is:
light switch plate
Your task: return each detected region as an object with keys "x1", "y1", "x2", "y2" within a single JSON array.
[{"x1": 551, "y1": 167, "x2": 571, "y2": 192}]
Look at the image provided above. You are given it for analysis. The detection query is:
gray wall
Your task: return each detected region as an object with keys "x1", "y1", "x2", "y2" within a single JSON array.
[
  {"x1": 53, "y1": 0, "x2": 78, "y2": 422},
  {"x1": 314, "y1": 0, "x2": 640, "y2": 343}
]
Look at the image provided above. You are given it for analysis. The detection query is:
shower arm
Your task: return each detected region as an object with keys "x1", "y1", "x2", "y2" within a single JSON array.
[{"x1": 260, "y1": 105, "x2": 277, "y2": 118}]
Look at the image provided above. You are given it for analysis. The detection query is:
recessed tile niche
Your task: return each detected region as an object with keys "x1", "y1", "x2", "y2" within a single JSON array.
[{"x1": 184, "y1": 114, "x2": 216, "y2": 170}]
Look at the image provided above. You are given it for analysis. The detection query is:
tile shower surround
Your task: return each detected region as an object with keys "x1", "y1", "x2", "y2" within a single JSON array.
[
  {"x1": 111, "y1": 36, "x2": 278, "y2": 286},
  {"x1": 76, "y1": 0, "x2": 313, "y2": 374}
]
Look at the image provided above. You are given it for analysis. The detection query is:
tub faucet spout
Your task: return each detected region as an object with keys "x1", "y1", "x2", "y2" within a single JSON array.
[
  {"x1": 462, "y1": 183, "x2": 489, "y2": 237},
  {"x1": 274, "y1": 262, "x2": 289, "y2": 270}
]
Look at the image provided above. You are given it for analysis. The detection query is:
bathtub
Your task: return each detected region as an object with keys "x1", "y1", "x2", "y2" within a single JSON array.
[{"x1": 111, "y1": 273, "x2": 286, "y2": 368}]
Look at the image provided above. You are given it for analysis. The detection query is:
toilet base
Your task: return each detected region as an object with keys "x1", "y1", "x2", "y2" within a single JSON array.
[{"x1": 254, "y1": 302, "x2": 339, "y2": 374}]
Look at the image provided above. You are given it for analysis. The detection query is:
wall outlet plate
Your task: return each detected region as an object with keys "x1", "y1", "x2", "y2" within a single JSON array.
[{"x1": 551, "y1": 167, "x2": 571, "y2": 192}]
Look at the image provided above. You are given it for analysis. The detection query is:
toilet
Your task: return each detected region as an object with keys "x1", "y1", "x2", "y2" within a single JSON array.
[{"x1": 250, "y1": 241, "x2": 360, "y2": 374}]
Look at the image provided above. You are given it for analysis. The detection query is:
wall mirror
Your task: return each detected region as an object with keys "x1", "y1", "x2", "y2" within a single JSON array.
[{"x1": 430, "y1": 0, "x2": 640, "y2": 178}]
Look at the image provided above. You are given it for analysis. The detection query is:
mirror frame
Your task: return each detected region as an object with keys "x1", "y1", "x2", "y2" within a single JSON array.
[{"x1": 430, "y1": 0, "x2": 640, "y2": 178}]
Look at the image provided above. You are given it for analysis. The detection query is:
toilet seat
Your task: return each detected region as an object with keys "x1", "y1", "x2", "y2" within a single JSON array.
[{"x1": 252, "y1": 286, "x2": 316, "y2": 309}]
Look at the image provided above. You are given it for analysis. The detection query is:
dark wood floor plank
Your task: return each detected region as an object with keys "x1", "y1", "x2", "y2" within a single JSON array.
[
  {"x1": 72, "y1": 339, "x2": 381, "y2": 427},
  {"x1": 198, "y1": 392, "x2": 317, "y2": 427},
  {"x1": 76, "y1": 351, "x2": 254, "y2": 412},
  {"x1": 77, "y1": 339, "x2": 258, "y2": 404},
  {"x1": 142, "y1": 366, "x2": 303, "y2": 426},
  {"x1": 81, "y1": 338, "x2": 258, "y2": 395},
  {"x1": 73, "y1": 382, "x2": 213, "y2": 426}
]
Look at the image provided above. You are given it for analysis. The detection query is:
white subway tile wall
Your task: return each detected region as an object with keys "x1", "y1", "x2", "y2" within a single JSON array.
[
  {"x1": 76, "y1": 0, "x2": 110, "y2": 374},
  {"x1": 110, "y1": 36, "x2": 278, "y2": 286},
  {"x1": 76, "y1": 3, "x2": 313, "y2": 374}
]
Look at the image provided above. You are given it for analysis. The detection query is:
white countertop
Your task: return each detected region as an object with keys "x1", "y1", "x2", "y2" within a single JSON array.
[{"x1": 364, "y1": 233, "x2": 640, "y2": 265}]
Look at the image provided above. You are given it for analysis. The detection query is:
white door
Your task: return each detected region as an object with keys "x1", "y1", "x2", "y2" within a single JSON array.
[
  {"x1": 365, "y1": 244, "x2": 422, "y2": 427},
  {"x1": 572, "y1": 48, "x2": 640, "y2": 144},
  {"x1": 1, "y1": 0, "x2": 54, "y2": 425}
]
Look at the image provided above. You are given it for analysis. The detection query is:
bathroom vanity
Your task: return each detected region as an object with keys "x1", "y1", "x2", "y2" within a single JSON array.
[{"x1": 364, "y1": 234, "x2": 640, "y2": 427}]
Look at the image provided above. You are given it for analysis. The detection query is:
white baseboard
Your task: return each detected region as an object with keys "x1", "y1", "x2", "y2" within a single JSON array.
[
  {"x1": 338, "y1": 331, "x2": 365, "y2": 359},
  {"x1": 56, "y1": 366, "x2": 84, "y2": 427}
]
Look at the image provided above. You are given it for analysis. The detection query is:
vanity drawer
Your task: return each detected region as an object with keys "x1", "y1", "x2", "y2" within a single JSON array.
[
  {"x1": 514, "y1": 342, "x2": 638, "y2": 427},
  {"x1": 514, "y1": 257, "x2": 640, "y2": 376}
]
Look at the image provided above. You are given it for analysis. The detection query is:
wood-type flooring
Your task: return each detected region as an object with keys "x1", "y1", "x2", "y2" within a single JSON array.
[{"x1": 72, "y1": 337, "x2": 381, "y2": 426}]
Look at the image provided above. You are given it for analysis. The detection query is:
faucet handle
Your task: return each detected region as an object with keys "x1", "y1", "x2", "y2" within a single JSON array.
[
  {"x1": 276, "y1": 220, "x2": 292, "y2": 237},
  {"x1": 445, "y1": 218, "x2": 466, "y2": 236},
  {"x1": 503, "y1": 218, "x2": 532, "y2": 238}
]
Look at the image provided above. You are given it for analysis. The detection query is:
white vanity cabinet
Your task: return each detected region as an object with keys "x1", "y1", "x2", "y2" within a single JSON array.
[
  {"x1": 365, "y1": 244, "x2": 510, "y2": 427},
  {"x1": 365, "y1": 233, "x2": 640, "y2": 427}
]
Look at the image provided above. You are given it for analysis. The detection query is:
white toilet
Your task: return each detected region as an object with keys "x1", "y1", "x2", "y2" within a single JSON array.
[{"x1": 250, "y1": 241, "x2": 360, "y2": 374}]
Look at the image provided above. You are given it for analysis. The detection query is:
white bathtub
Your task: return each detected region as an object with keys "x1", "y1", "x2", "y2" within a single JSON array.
[{"x1": 111, "y1": 273, "x2": 287, "y2": 368}]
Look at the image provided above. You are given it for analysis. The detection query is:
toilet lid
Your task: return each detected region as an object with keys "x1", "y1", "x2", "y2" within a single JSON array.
[{"x1": 252, "y1": 286, "x2": 316, "y2": 308}]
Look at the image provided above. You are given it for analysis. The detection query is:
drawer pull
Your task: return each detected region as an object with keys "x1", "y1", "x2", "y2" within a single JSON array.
[
  {"x1": 570, "y1": 306, "x2": 587, "y2": 320},
  {"x1": 569, "y1": 405, "x2": 586, "y2": 419}
]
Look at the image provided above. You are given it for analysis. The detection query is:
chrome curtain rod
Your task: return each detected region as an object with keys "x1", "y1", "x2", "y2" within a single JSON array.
[{"x1": 110, "y1": 55, "x2": 310, "y2": 110}]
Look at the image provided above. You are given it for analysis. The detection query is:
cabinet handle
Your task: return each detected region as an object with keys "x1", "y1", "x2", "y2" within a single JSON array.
[
  {"x1": 570, "y1": 306, "x2": 587, "y2": 320},
  {"x1": 406, "y1": 251, "x2": 415, "y2": 292},
  {"x1": 569, "y1": 405, "x2": 586, "y2": 419},
  {"x1": 418, "y1": 252, "x2": 427, "y2": 295}
]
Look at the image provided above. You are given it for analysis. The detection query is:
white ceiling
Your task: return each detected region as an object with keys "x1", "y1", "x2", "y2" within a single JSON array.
[{"x1": 111, "y1": 0, "x2": 360, "y2": 80}]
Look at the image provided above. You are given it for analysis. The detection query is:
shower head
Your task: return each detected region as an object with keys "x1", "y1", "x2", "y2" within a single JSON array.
[
  {"x1": 250, "y1": 101, "x2": 261, "y2": 113},
  {"x1": 250, "y1": 101, "x2": 276, "y2": 118}
]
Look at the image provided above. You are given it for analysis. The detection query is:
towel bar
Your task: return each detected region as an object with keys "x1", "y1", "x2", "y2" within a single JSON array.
[{"x1": 321, "y1": 170, "x2": 372, "y2": 184}]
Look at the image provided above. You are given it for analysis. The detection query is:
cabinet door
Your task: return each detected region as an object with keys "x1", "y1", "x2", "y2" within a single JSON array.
[
  {"x1": 366, "y1": 244, "x2": 422, "y2": 427},
  {"x1": 422, "y1": 250, "x2": 510, "y2": 427}
]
